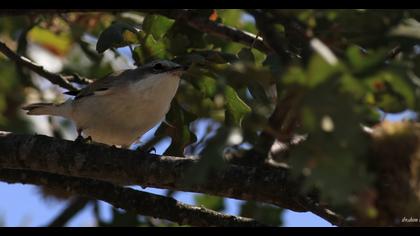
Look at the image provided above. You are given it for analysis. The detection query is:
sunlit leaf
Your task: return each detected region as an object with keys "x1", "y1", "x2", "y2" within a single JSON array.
[
  {"x1": 133, "y1": 35, "x2": 166, "y2": 64},
  {"x1": 224, "y1": 86, "x2": 251, "y2": 126},
  {"x1": 195, "y1": 194, "x2": 225, "y2": 211},
  {"x1": 142, "y1": 14, "x2": 175, "y2": 40}
]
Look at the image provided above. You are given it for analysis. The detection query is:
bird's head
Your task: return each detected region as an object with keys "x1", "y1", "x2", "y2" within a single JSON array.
[{"x1": 140, "y1": 59, "x2": 189, "y2": 78}]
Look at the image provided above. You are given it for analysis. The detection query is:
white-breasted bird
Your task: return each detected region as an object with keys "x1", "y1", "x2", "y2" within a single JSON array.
[{"x1": 23, "y1": 59, "x2": 188, "y2": 148}]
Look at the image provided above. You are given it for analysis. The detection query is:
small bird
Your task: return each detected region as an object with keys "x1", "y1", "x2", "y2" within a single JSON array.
[{"x1": 23, "y1": 59, "x2": 188, "y2": 148}]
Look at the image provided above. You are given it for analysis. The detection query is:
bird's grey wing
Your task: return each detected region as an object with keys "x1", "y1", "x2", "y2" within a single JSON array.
[{"x1": 72, "y1": 71, "x2": 127, "y2": 100}]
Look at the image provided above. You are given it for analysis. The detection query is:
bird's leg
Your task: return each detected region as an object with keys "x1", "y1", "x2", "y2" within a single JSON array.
[
  {"x1": 74, "y1": 128, "x2": 92, "y2": 144},
  {"x1": 75, "y1": 128, "x2": 84, "y2": 142},
  {"x1": 133, "y1": 138, "x2": 156, "y2": 154}
]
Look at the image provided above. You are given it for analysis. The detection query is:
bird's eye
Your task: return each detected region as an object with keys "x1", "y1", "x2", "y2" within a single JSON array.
[{"x1": 152, "y1": 63, "x2": 164, "y2": 72}]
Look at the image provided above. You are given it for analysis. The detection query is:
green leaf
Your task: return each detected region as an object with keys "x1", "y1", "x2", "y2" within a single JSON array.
[
  {"x1": 237, "y1": 48, "x2": 255, "y2": 64},
  {"x1": 346, "y1": 45, "x2": 388, "y2": 74},
  {"x1": 224, "y1": 86, "x2": 252, "y2": 126},
  {"x1": 171, "y1": 23, "x2": 206, "y2": 49},
  {"x1": 219, "y1": 9, "x2": 243, "y2": 28},
  {"x1": 133, "y1": 35, "x2": 166, "y2": 64},
  {"x1": 154, "y1": 102, "x2": 197, "y2": 156},
  {"x1": 301, "y1": 106, "x2": 317, "y2": 132},
  {"x1": 96, "y1": 22, "x2": 140, "y2": 53},
  {"x1": 240, "y1": 201, "x2": 283, "y2": 226},
  {"x1": 142, "y1": 14, "x2": 175, "y2": 40},
  {"x1": 194, "y1": 194, "x2": 225, "y2": 211},
  {"x1": 176, "y1": 80, "x2": 218, "y2": 118},
  {"x1": 288, "y1": 79, "x2": 374, "y2": 205},
  {"x1": 195, "y1": 75, "x2": 218, "y2": 97},
  {"x1": 365, "y1": 70, "x2": 415, "y2": 113},
  {"x1": 339, "y1": 74, "x2": 368, "y2": 100},
  {"x1": 263, "y1": 53, "x2": 282, "y2": 75},
  {"x1": 166, "y1": 33, "x2": 190, "y2": 55},
  {"x1": 306, "y1": 54, "x2": 340, "y2": 87},
  {"x1": 282, "y1": 66, "x2": 306, "y2": 85},
  {"x1": 183, "y1": 127, "x2": 230, "y2": 185}
]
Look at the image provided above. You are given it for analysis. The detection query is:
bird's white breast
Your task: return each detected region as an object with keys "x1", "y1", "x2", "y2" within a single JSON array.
[{"x1": 71, "y1": 73, "x2": 180, "y2": 147}]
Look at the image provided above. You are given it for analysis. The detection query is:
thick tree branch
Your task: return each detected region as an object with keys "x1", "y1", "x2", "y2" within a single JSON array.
[
  {"x1": 0, "y1": 131, "x2": 345, "y2": 226},
  {"x1": 0, "y1": 168, "x2": 265, "y2": 226},
  {"x1": 0, "y1": 131, "x2": 302, "y2": 211},
  {"x1": 0, "y1": 41, "x2": 79, "y2": 92}
]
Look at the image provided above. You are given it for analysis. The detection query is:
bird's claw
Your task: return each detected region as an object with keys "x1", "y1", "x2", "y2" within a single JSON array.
[
  {"x1": 148, "y1": 147, "x2": 156, "y2": 154},
  {"x1": 75, "y1": 135, "x2": 92, "y2": 144},
  {"x1": 136, "y1": 146, "x2": 156, "y2": 154}
]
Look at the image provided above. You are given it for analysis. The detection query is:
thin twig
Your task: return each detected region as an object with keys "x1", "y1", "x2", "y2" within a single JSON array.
[
  {"x1": 46, "y1": 197, "x2": 90, "y2": 227},
  {"x1": 67, "y1": 73, "x2": 93, "y2": 85},
  {"x1": 296, "y1": 196, "x2": 348, "y2": 227},
  {"x1": 250, "y1": 32, "x2": 261, "y2": 50},
  {"x1": 385, "y1": 45, "x2": 402, "y2": 61},
  {"x1": 0, "y1": 41, "x2": 79, "y2": 92}
]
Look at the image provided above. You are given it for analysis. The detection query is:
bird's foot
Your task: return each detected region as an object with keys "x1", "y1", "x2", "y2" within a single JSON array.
[
  {"x1": 75, "y1": 135, "x2": 93, "y2": 144},
  {"x1": 148, "y1": 147, "x2": 157, "y2": 154},
  {"x1": 136, "y1": 146, "x2": 156, "y2": 154}
]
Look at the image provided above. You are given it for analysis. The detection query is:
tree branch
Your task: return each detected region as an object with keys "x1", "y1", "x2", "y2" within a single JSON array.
[
  {"x1": 0, "y1": 131, "x2": 302, "y2": 211},
  {"x1": 0, "y1": 9, "x2": 272, "y2": 54},
  {"x1": 140, "y1": 9, "x2": 272, "y2": 54},
  {"x1": 0, "y1": 131, "x2": 345, "y2": 226},
  {"x1": 246, "y1": 10, "x2": 292, "y2": 62},
  {"x1": 0, "y1": 168, "x2": 266, "y2": 227},
  {"x1": 0, "y1": 41, "x2": 79, "y2": 92},
  {"x1": 46, "y1": 197, "x2": 90, "y2": 227}
]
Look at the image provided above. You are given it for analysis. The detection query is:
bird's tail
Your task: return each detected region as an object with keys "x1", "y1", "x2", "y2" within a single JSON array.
[{"x1": 22, "y1": 102, "x2": 70, "y2": 117}]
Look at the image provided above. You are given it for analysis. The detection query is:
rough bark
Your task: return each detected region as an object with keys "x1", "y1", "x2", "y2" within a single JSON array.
[
  {"x1": 0, "y1": 169, "x2": 265, "y2": 227},
  {"x1": 0, "y1": 131, "x2": 345, "y2": 226}
]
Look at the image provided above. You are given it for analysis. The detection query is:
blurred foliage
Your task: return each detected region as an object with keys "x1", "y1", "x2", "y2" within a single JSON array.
[
  {"x1": 194, "y1": 194, "x2": 225, "y2": 212},
  {"x1": 1, "y1": 9, "x2": 420, "y2": 226},
  {"x1": 240, "y1": 201, "x2": 283, "y2": 226}
]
